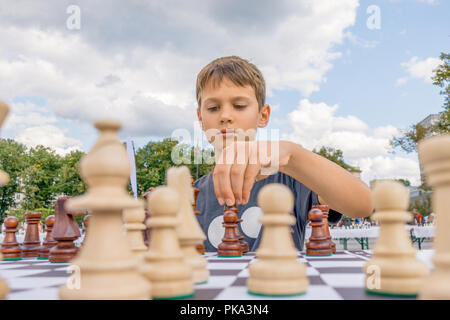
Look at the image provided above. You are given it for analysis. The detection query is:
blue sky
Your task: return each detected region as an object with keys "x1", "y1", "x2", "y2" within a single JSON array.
[{"x1": 0, "y1": 0, "x2": 448, "y2": 186}]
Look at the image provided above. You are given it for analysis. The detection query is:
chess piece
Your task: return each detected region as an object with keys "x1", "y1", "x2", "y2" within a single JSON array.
[
  {"x1": 83, "y1": 214, "x2": 91, "y2": 233},
  {"x1": 49, "y1": 197, "x2": 80, "y2": 263},
  {"x1": 305, "y1": 209, "x2": 333, "y2": 256},
  {"x1": 192, "y1": 181, "x2": 206, "y2": 254},
  {"x1": 418, "y1": 134, "x2": 450, "y2": 299},
  {"x1": 140, "y1": 186, "x2": 194, "y2": 299},
  {"x1": 218, "y1": 205, "x2": 242, "y2": 257},
  {"x1": 21, "y1": 212, "x2": 42, "y2": 257},
  {"x1": 363, "y1": 180, "x2": 429, "y2": 297},
  {"x1": 0, "y1": 101, "x2": 10, "y2": 299},
  {"x1": 247, "y1": 183, "x2": 308, "y2": 296},
  {"x1": 123, "y1": 202, "x2": 147, "y2": 260},
  {"x1": 58, "y1": 120, "x2": 151, "y2": 300},
  {"x1": 1, "y1": 216, "x2": 22, "y2": 260},
  {"x1": 312, "y1": 204, "x2": 336, "y2": 254},
  {"x1": 231, "y1": 206, "x2": 249, "y2": 253},
  {"x1": 37, "y1": 215, "x2": 57, "y2": 260},
  {"x1": 167, "y1": 166, "x2": 209, "y2": 284},
  {"x1": 142, "y1": 187, "x2": 155, "y2": 247}
]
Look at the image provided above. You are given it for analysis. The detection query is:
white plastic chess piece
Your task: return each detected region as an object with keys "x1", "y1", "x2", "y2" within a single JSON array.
[
  {"x1": 247, "y1": 183, "x2": 308, "y2": 296},
  {"x1": 123, "y1": 202, "x2": 148, "y2": 260},
  {"x1": 363, "y1": 180, "x2": 429, "y2": 296},
  {"x1": 418, "y1": 134, "x2": 450, "y2": 300},
  {"x1": 140, "y1": 185, "x2": 195, "y2": 299},
  {"x1": 59, "y1": 120, "x2": 151, "y2": 300}
]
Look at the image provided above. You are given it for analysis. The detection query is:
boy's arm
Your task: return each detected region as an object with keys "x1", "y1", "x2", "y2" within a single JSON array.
[{"x1": 280, "y1": 141, "x2": 373, "y2": 219}]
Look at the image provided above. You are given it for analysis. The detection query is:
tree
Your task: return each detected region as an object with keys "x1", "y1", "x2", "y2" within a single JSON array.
[
  {"x1": 54, "y1": 150, "x2": 86, "y2": 196},
  {"x1": 397, "y1": 178, "x2": 411, "y2": 187},
  {"x1": 20, "y1": 145, "x2": 62, "y2": 210},
  {"x1": 391, "y1": 52, "x2": 450, "y2": 153},
  {"x1": 312, "y1": 146, "x2": 357, "y2": 171},
  {"x1": 0, "y1": 139, "x2": 28, "y2": 224}
]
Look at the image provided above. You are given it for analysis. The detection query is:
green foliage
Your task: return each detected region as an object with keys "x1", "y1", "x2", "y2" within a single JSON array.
[
  {"x1": 54, "y1": 150, "x2": 86, "y2": 196},
  {"x1": 0, "y1": 139, "x2": 28, "y2": 224},
  {"x1": 312, "y1": 146, "x2": 357, "y2": 171},
  {"x1": 396, "y1": 178, "x2": 411, "y2": 187},
  {"x1": 409, "y1": 193, "x2": 432, "y2": 217},
  {"x1": 391, "y1": 51, "x2": 450, "y2": 153}
]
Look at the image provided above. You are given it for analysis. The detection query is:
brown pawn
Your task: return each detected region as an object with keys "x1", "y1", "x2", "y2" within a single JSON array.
[
  {"x1": 21, "y1": 212, "x2": 42, "y2": 257},
  {"x1": 1, "y1": 216, "x2": 22, "y2": 260},
  {"x1": 37, "y1": 216, "x2": 58, "y2": 260},
  {"x1": 192, "y1": 180, "x2": 206, "y2": 254},
  {"x1": 49, "y1": 196, "x2": 81, "y2": 263},
  {"x1": 230, "y1": 206, "x2": 248, "y2": 253},
  {"x1": 313, "y1": 204, "x2": 336, "y2": 254},
  {"x1": 142, "y1": 187, "x2": 155, "y2": 247},
  {"x1": 305, "y1": 208, "x2": 333, "y2": 256},
  {"x1": 217, "y1": 205, "x2": 242, "y2": 257}
]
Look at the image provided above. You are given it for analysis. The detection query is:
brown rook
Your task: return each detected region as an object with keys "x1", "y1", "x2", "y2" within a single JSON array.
[
  {"x1": 37, "y1": 215, "x2": 58, "y2": 260},
  {"x1": 49, "y1": 196, "x2": 81, "y2": 263},
  {"x1": 313, "y1": 204, "x2": 336, "y2": 254},
  {"x1": 22, "y1": 212, "x2": 42, "y2": 257},
  {"x1": 218, "y1": 205, "x2": 242, "y2": 257},
  {"x1": 1, "y1": 216, "x2": 22, "y2": 260},
  {"x1": 306, "y1": 208, "x2": 333, "y2": 256}
]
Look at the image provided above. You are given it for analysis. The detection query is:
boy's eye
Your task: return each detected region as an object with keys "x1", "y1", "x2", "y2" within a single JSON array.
[
  {"x1": 235, "y1": 105, "x2": 247, "y2": 109},
  {"x1": 207, "y1": 106, "x2": 219, "y2": 112}
]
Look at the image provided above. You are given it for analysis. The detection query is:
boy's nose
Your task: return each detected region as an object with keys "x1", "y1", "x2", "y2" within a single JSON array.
[{"x1": 220, "y1": 111, "x2": 233, "y2": 124}]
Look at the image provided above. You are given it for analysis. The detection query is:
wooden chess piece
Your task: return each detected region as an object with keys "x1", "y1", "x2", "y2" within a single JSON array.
[
  {"x1": 140, "y1": 186, "x2": 194, "y2": 299},
  {"x1": 230, "y1": 206, "x2": 249, "y2": 253},
  {"x1": 21, "y1": 212, "x2": 42, "y2": 257},
  {"x1": 58, "y1": 120, "x2": 150, "y2": 300},
  {"x1": 168, "y1": 166, "x2": 209, "y2": 284},
  {"x1": 312, "y1": 204, "x2": 336, "y2": 254},
  {"x1": 217, "y1": 205, "x2": 242, "y2": 257},
  {"x1": 247, "y1": 183, "x2": 308, "y2": 296},
  {"x1": 142, "y1": 187, "x2": 155, "y2": 247},
  {"x1": 49, "y1": 197, "x2": 80, "y2": 263},
  {"x1": 123, "y1": 202, "x2": 147, "y2": 260},
  {"x1": 83, "y1": 214, "x2": 91, "y2": 233},
  {"x1": 0, "y1": 100, "x2": 10, "y2": 299},
  {"x1": 192, "y1": 180, "x2": 206, "y2": 255},
  {"x1": 418, "y1": 134, "x2": 450, "y2": 299},
  {"x1": 363, "y1": 180, "x2": 429, "y2": 297},
  {"x1": 305, "y1": 209, "x2": 333, "y2": 256},
  {"x1": 37, "y1": 215, "x2": 57, "y2": 260},
  {"x1": 1, "y1": 216, "x2": 22, "y2": 260}
]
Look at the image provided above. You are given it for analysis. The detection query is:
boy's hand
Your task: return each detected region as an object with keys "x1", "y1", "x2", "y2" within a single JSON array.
[{"x1": 212, "y1": 140, "x2": 293, "y2": 206}]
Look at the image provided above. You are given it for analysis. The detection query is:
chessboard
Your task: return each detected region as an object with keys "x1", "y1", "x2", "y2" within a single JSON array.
[{"x1": 0, "y1": 250, "x2": 434, "y2": 300}]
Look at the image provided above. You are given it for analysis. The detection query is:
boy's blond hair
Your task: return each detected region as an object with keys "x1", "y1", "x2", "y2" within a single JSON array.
[{"x1": 196, "y1": 56, "x2": 266, "y2": 110}]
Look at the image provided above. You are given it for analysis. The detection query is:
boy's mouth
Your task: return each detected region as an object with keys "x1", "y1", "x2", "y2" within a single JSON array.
[{"x1": 220, "y1": 128, "x2": 235, "y2": 137}]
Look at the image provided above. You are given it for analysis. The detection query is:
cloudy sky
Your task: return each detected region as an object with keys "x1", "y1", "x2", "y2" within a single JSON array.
[{"x1": 0, "y1": 0, "x2": 448, "y2": 186}]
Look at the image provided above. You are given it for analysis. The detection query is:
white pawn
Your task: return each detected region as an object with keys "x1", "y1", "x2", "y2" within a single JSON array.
[
  {"x1": 247, "y1": 183, "x2": 308, "y2": 296},
  {"x1": 418, "y1": 134, "x2": 450, "y2": 299},
  {"x1": 140, "y1": 186, "x2": 195, "y2": 299},
  {"x1": 363, "y1": 180, "x2": 429, "y2": 297},
  {"x1": 123, "y1": 202, "x2": 148, "y2": 260},
  {"x1": 0, "y1": 101, "x2": 10, "y2": 300},
  {"x1": 167, "y1": 166, "x2": 209, "y2": 284}
]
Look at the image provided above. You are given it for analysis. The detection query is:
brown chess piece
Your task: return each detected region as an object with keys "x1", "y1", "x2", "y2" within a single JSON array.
[
  {"x1": 230, "y1": 206, "x2": 248, "y2": 253},
  {"x1": 49, "y1": 196, "x2": 81, "y2": 263},
  {"x1": 192, "y1": 181, "x2": 206, "y2": 254},
  {"x1": 305, "y1": 208, "x2": 333, "y2": 256},
  {"x1": 37, "y1": 216, "x2": 58, "y2": 260},
  {"x1": 83, "y1": 214, "x2": 91, "y2": 233},
  {"x1": 217, "y1": 205, "x2": 242, "y2": 257},
  {"x1": 1, "y1": 216, "x2": 22, "y2": 260},
  {"x1": 21, "y1": 212, "x2": 42, "y2": 257},
  {"x1": 142, "y1": 187, "x2": 155, "y2": 247},
  {"x1": 312, "y1": 204, "x2": 336, "y2": 254}
]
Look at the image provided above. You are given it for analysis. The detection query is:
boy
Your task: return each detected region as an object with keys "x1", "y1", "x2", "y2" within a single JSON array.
[{"x1": 193, "y1": 56, "x2": 373, "y2": 252}]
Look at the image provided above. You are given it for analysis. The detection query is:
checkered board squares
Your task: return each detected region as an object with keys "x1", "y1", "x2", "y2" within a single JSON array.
[{"x1": 0, "y1": 250, "x2": 432, "y2": 300}]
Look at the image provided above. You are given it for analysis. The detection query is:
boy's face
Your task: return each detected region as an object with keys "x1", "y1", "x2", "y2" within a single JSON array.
[{"x1": 197, "y1": 76, "x2": 270, "y2": 146}]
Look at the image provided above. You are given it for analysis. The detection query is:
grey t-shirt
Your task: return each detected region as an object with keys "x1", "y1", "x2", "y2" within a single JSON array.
[{"x1": 193, "y1": 171, "x2": 342, "y2": 252}]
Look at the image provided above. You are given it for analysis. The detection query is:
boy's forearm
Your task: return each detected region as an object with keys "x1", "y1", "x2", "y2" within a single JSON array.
[{"x1": 280, "y1": 141, "x2": 374, "y2": 219}]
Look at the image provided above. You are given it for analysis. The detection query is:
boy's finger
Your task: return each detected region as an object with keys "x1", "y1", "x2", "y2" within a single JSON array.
[
  {"x1": 241, "y1": 163, "x2": 261, "y2": 205},
  {"x1": 214, "y1": 164, "x2": 234, "y2": 206},
  {"x1": 230, "y1": 163, "x2": 246, "y2": 205}
]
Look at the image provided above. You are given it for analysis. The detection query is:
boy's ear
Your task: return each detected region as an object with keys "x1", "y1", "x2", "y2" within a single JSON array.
[
  {"x1": 257, "y1": 104, "x2": 271, "y2": 128},
  {"x1": 196, "y1": 108, "x2": 203, "y2": 128}
]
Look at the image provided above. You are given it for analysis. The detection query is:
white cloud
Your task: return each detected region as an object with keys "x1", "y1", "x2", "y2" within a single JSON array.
[
  {"x1": 282, "y1": 99, "x2": 421, "y2": 185},
  {"x1": 400, "y1": 56, "x2": 441, "y2": 83},
  {"x1": 15, "y1": 125, "x2": 83, "y2": 156}
]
